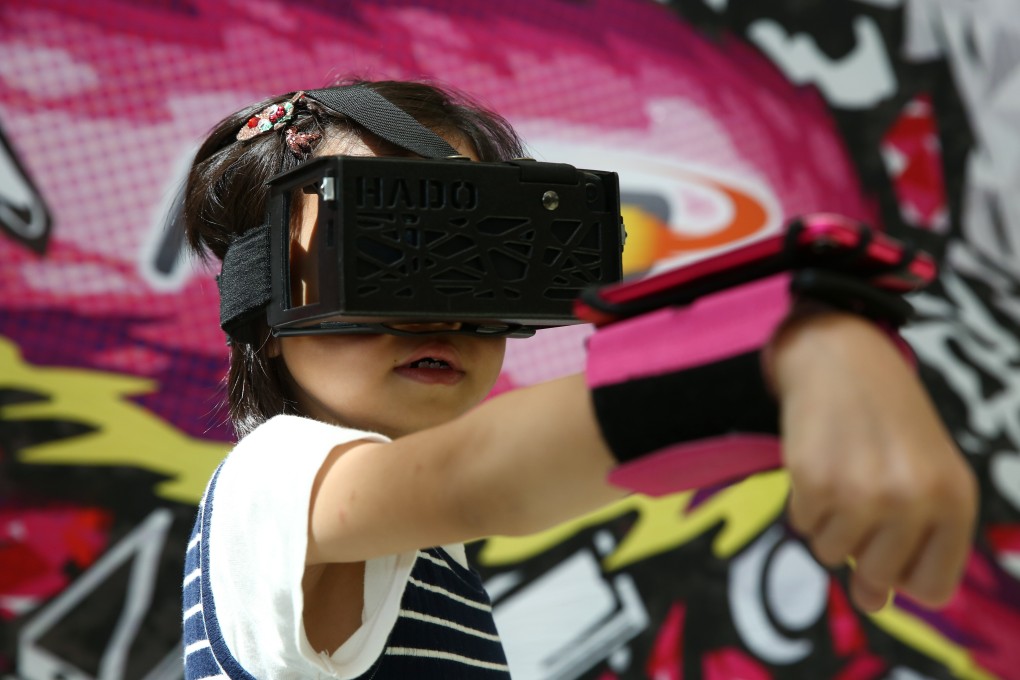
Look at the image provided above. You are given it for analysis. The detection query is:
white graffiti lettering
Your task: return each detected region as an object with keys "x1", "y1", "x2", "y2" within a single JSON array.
[
  {"x1": 904, "y1": 0, "x2": 1020, "y2": 272},
  {"x1": 747, "y1": 16, "x2": 898, "y2": 109}
]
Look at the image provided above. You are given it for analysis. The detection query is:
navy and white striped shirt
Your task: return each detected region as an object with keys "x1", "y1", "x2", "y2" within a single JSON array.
[{"x1": 183, "y1": 464, "x2": 511, "y2": 678}]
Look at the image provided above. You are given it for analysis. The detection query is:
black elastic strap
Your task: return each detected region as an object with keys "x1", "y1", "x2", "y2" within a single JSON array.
[
  {"x1": 790, "y1": 268, "x2": 913, "y2": 325},
  {"x1": 591, "y1": 351, "x2": 779, "y2": 463},
  {"x1": 784, "y1": 215, "x2": 872, "y2": 269},
  {"x1": 304, "y1": 86, "x2": 460, "y2": 159},
  {"x1": 782, "y1": 216, "x2": 806, "y2": 260},
  {"x1": 218, "y1": 225, "x2": 272, "y2": 342}
]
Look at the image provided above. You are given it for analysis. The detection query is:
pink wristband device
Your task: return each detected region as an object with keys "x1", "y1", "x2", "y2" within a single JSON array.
[
  {"x1": 581, "y1": 215, "x2": 933, "y2": 497},
  {"x1": 586, "y1": 274, "x2": 790, "y2": 496}
]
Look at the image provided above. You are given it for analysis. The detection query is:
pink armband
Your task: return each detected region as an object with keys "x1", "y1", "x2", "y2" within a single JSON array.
[
  {"x1": 586, "y1": 272, "x2": 916, "y2": 497},
  {"x1": 586, "y1": 274, "x2": 788, "y2": 496},
  {"x1": 581, "y1": 215, "x2": 934, "y2": 497}
]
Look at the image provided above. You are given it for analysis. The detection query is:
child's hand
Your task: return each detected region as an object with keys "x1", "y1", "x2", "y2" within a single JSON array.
[{"x1": 768, "y1": 312, "x2": 978, "y2": 613}]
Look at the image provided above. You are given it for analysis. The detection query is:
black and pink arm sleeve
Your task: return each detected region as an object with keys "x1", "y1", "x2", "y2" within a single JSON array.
[{"x1": 586, "y1": 274, "x2": 792, "y2": 496}]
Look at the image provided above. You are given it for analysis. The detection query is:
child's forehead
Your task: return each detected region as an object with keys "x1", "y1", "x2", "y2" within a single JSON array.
[
  {"x1": 319, "y1": 136, "x2": 374, "y2": 156},
  {"x1": 318, "y1": 130, "x2": 480, "y2": 161}
]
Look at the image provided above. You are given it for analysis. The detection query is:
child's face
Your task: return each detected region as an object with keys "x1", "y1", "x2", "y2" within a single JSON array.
[
  {"x1": 277, "y1": 327, "x2": 505, "y2": 437},
  {"x1": 274, "y1": 134, "x2": 508, "y2": 438}
]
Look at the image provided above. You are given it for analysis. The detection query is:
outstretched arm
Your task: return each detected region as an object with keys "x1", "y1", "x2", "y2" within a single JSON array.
[
  {"x1": 308, "y1": 311, "x2": 976, "y2": 614},
  {"x1": 306, "y1": 370, "x2": 626, "y2": 565}
]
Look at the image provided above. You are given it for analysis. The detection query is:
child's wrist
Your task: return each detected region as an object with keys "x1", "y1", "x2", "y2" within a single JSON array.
[
  {"x1": 760, "y1": 299, "x2": 844, "y2": 397},
  {"x1": 764, "y1": 306, "x2": 913, "y2": 400}
]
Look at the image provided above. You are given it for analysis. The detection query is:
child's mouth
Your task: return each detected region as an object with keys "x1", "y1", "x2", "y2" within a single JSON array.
[
  {"x1": 395, "y1": 357, "x2": 464, "y2": 385},
  {"x1": 409, "y1": 358, "x2": 450, "y2": 369}
]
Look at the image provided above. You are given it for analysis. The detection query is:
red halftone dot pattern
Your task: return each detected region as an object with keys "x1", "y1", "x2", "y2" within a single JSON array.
[{"x1": 502, "y1": 323, "x2": 593, "y2": 388}]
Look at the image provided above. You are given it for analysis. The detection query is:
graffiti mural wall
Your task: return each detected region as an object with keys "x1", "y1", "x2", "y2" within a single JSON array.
[{"x1": 1, "y1": 0, "x2": 1017, "y2": 678}]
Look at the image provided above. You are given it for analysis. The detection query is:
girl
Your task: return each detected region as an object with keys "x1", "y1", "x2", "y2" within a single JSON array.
[{"x1": 181, "y1": 79, "x2": 976, "y2": 679}]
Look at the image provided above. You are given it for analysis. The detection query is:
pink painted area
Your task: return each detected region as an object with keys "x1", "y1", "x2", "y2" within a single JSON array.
[
  {"x1": 483, "y1": 370, "x2": 519, "y2": 401},
  {"x1": 0, "y1": 506, "x2": 111, "y2": 620},
  {"x1": 702, "y1": 647, "x2": 772, "y2": 680},
  {"x1": 645, "y1": 602, "x2": 685, "y2": 680},
  {"x1": 607, "y1": 435, "x2": 781, "y2": 496},
  {"x1": 827, "y1": 581, "x2": 868, "y2": 657},
  {"x1": 833, "y1": 654, "x2": 886, "y2": 680},
  {"x1": 586, "y1": 274, "x2": 791, "y2": 389},
  {"x1": 985, "y1": 524, "x2": 1020, "y2": 553},
  {"x1": 881, "y1": 95, "x2": 948, "y2": 232},
  {"x1": 929, "y1": 552, "x2": 1020, "y2": 679}
]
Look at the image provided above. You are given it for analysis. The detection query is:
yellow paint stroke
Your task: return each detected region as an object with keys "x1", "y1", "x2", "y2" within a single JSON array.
[
  {"x1": 1, "y1": 336, "x2": 226, "y2": 505},
  {"x1": 478, "y1": 469, "x2": 790, "y2": 570},
  {"x1": 869, "y1": 606, "x2": 996, "y2": 680}
]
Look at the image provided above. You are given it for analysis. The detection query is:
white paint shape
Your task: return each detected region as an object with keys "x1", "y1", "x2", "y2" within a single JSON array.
[
  {"x1": 483, "y1": 570, "x2": 525, "y2": 602},
  {"x1": 491, "y1": 548, "x2": 647, "y2": 680},
  {"x1": 765, "y1": 540, "x2": 830, "y2": 631},
  {"x1": 748, "y1": 16, "x2": 897, "y2": 109},
  {"x1": 990, "y1": 452, "x2": 1020, "y2": 512},
  {"x1": 886, "y1": 666, "x2": 936, "y2": 680},
  {"x1": 1000, "y1": 553, "x2": 1020, "y2": 581},
  {"x1": 729, "y1": 526, "x2": 813, "y2": 664}
]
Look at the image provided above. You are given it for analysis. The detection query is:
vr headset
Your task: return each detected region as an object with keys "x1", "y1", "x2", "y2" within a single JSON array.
[{"x1": 217, "y1": 86, "x2": 626, "y2": 344}]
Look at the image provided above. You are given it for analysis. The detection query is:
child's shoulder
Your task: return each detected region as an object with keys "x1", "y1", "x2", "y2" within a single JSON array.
[
  {"x1": 229, "y1": 414, "x2": 389, "y2": 464},
  {"x1": 238, "y1": 413, "x2": 327, "y2": 440}
]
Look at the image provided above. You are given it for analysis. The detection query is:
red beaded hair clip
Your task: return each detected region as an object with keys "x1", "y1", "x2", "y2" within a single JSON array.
[{"x1": 236, "y1": 91, "x2": 305, "y2": 141}]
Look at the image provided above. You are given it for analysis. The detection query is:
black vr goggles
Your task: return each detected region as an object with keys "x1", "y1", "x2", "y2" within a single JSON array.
[{"x1": 217, "y1": 86, "x2": 626, "y2": 344}]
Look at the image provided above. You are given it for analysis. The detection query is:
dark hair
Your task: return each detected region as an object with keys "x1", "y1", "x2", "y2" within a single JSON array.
[{"x1": 184, "y1": 79, "x2": 525, "y2": 437}]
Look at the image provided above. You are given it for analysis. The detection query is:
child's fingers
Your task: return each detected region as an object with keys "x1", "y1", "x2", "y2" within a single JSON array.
[
  {"x1": 786, "y1": 489, "x2": 831, "y2": 538},
  {"x1": 897, "y1": 463, "x2": 977, "y2": 607},
  {"x1": 807, "y1": 512, "x2": 874, "y2": 568},
  {"x1": 850, "y1": 513, "x2": 927, "y2": 604},
  {"x1": 849, "y1": 571, "x2": 891, "y2": 613},
  {"x1": 899, "y1": 512, "x2": 974, "y2": 608}
]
